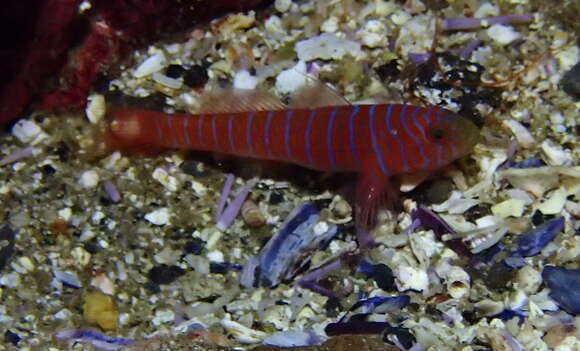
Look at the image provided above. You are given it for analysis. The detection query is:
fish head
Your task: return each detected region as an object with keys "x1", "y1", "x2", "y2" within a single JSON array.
[{"x1": 421, "y1": 109, "x2": 480, "y2": 170}]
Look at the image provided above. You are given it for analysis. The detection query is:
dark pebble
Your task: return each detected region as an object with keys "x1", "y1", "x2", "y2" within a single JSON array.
[
  {"x1": 383, "y1": 326, "x2": 416, "y2": 349},
  {"x1": 147, "y1": 265, "x2": 185, "y2": 285},
  {"x1": 562, "y1": 61, "x2": 580, "y2": 99},
  {"x1": 5, "y1": 330, "x2": 21, "y2": 346},
  {"x1": 372, "y1": 264, "x2": 396, "y2": 291},
  {"x1": 324, "y1": 296, "x2": 342, "y2": 318},
  {"x1": 0, "y1": 226, "x2": 15, "y2": 272},
  {"x1": 184, "y1": 238, "x2": 205, "y2": 255},
  {"x1": 375, "y1": 60, "x2": 400, "y2": 81},
  {"x1": 542, "y1": 266, "x2": 580, "y2": 315},
  {"x1": 210, "y1": 262, "x2": 229, "y2": 274},
  {"x1": 41, "y1": 164, "x2": 56, "y2": 176},
  {"x1": 183, "y1": 65, "x2": 209, "y2": 89},
  {"x1": 165, "y1": 64, "x2": 186, "y2": 79},
  {"x1": 424, "y1": 179, "x2": 454, "y2": 204},
  {"x1": 179, "y1": 161, "x2": 207, "y2": 177},
  {"x1": 55, "y1": 142, "x2": 70, "y2": 162},
  {"x1": 268, "y1": 190, "x2": 285, "y2": 205},
  {"x1": 484, "y1": 261, "x2": 515, "y2": 291},
  {"x1": 531, "y1": 210, "x2": 554, "y2": 226},
  {"x1": 83, "y1": 240, "x2": 100, "y2": 254}
]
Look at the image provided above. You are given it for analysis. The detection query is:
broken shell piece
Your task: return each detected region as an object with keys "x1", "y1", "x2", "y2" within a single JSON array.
[
  {"x1": 241, "y1": 200, "x2": 266, "y2": 228},
  {"x1": 393, "y1": 265, "x2": 429, "y2": 292},
  {"x1": 475, "y1": 299, "x2": 505, "y2": 317},
  {"x1": 435, "y1": 261, "x2": 470, "y2": 299},
  {"x1": 500, "y1": 166, "x2": 580, "y2": 198},
  {"x1": 221, "y1": 318, "x2": 267, "y2": 344},
  {"x1": 240, "y1": 203, "x2": 337, "y2": 288}
]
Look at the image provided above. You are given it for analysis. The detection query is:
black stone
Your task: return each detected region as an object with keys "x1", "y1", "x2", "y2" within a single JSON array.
[
  {"x1": 179, "y1": 160, "x2": 207, "y2": 177},
  {"x1": 183, "y1": 65, "x2": 209, "y2": 89},
  {"x1": 147, "y1": 264, "x2": 185, "y2": 285},
  {"x1": 166, "y1": 64, "x2": 186, "y2": 79},
  {"x1": 55, "y1": 142, "x2": 70, "y2": 162},
  {"x1": 383, "y1": 326, "x2": 416, "y2": 349},
  {"x1": 324, "y1": 296, "x2": 342, "y2": 318},
  {"x1": 210, "y1": 262, "x2": 229, "y2": 274},
  {"x1": 5, "y1": 330, "x2": 20, "y2": 346},
  {"x1": 562, "y1": 61, "x2": 580, "y2": 99},
  {"x1": 0, "y1": 226, "x2": 15, "y2": 272},
  {"x1": 40, "y1": 164, "x2": 56, "y2": 176},
  {"x1": 372, "y1": 264, "x2": 396, "y2": 291},
  {"x1": 184, "y1": 238, "x2": 205, "y2": 255},
  {"x1": 375, "y1": 60, "x2": 400, "y2": 81},
  {"x1": 268, "y1": 190, "x2": 284, "y2": 205}
]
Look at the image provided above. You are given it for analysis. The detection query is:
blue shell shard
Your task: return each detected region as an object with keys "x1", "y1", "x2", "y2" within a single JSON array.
[
  {"x1": 245, "y1": 203, "x2": 338, "y2": 288},
  {"x1": 515, "y1": 217, "x2": 564, "y2": 257},
  {"x1": 542, "y1": 266, "x2": 580, "y2": 315},
  {"x1": 349, "y1": 295, "x2": 410, "y2": 315},
  {"x1": 508, "y1": 157, "x2": 544, "y2": 169}
]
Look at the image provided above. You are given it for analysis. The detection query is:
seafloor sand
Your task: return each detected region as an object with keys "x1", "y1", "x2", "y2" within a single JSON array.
[{"x1": 0, "y1": 0, "x2": 578, "y2": 350}]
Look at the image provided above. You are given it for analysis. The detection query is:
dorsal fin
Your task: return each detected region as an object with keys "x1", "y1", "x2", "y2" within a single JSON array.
[
  {"x1": 288, "y1": 74, "x2": 351, "y2": 109},
  {"x1": 198, "y1": 88, "x2": 286, "y2": 114}
]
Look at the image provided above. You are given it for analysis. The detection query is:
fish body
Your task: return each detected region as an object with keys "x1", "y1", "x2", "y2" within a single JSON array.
[
  {"x1": 108, "y1": 104, "x2": 478, "y2": 174},
  {"x1": 106, "y1": 102, "x2": 479, "y2": 232}
]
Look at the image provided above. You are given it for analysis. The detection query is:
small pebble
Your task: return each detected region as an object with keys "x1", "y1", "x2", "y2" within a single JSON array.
[
  {"x1": 83, "y1": 291, "x2": 118, "y2": 330},
  {"x1": 183, "y1": 65, "x2": 209, "y2": 88},
  {"x1": 184, "y1": 238, "x2": 205, "y2": 255},
  {"x1": 147, "y1": 264, "x2": 185, "y2": 285},
  {"x1": 165, "y1": 64, "x2": 186, "y2": 79},
  {"x1": 79, "y1": 170, "x2": 100, "y2": 188},
  {"x1": 372, "y1": 264, "x2": 396, "y2": 291},
  {"x1": 145, "y1": 207, "x2": 170, "y2": 225}
]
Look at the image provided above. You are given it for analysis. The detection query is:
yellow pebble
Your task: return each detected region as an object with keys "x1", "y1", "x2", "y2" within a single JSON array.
[{"x1": 83, "y1": 291, "x2": 118, "y2": 330}]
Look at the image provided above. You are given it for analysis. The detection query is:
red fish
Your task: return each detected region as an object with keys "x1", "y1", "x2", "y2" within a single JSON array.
[{"x1": 106, "y1": 90, "x2": 479, "y2": 230}]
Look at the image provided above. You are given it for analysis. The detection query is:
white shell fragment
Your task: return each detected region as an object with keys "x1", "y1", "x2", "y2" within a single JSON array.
[
  {"x1": 133, "y1": 53, "x2": 167, "y2": 78},
  {"x1": 221, "y1": 318, "x2": 267, "y2": 343},
  {"x1": 295, "y1": 33, "x2": 363, "y2": 61},
  {"x1": 85, "y1": 94, "x2": 106, "y2": 124},
  {"x1": 145, "y1": 208, "x2": 171, "y2": 225},
  {"x1": 487, "y1": 24, "x2": 521, "y2": 45},
  {"x1": 78, "y1": 170, "x2": 100, "y2": 188},
  {"x1": 152, "y1": 72, "x2": 182, "y2": 89},
  {"x1": 393, "y1": 265, "x2": 429, "y2": 292},
  {"x1": 275, "y1": 60, "x2": 308, "y2": 95},
  {"x1": 12, "y1": 120, "x2": 47, "y2": 144}
]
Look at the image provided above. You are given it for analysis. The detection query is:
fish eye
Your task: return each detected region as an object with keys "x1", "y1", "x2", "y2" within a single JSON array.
[{"x1": 431, "y1": 128, "x2": 445, "y2": 140}]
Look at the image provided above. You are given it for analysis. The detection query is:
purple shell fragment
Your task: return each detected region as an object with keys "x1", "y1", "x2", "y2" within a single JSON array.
[
  {"x1": 262, "y1": 330, "x2": 324, "y2": 347},
  {"x1": 103, "y1": 181, "x2": 121, "y2": 203},
  {"x1": 514, "y1": 217, "x2": 564, "y2": 257},
  {"x1": 442, "y1": 14, "x2": 534, "y2": 31},
  {"x1": 56, "y1": 329, "x2": 135, "y2": 351},
  {"x1": 241, "y1": 203, "x2": 337, "y2": 288},
  {"x1": 216, "y1": 178, "x2": 256, "y2": 231},
  {"x1": 542, "y1": 266, "x2": 580, "y2": 315},
  {"x1": 413, "y1": 207, "x2": 471, "y2": 257}
]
